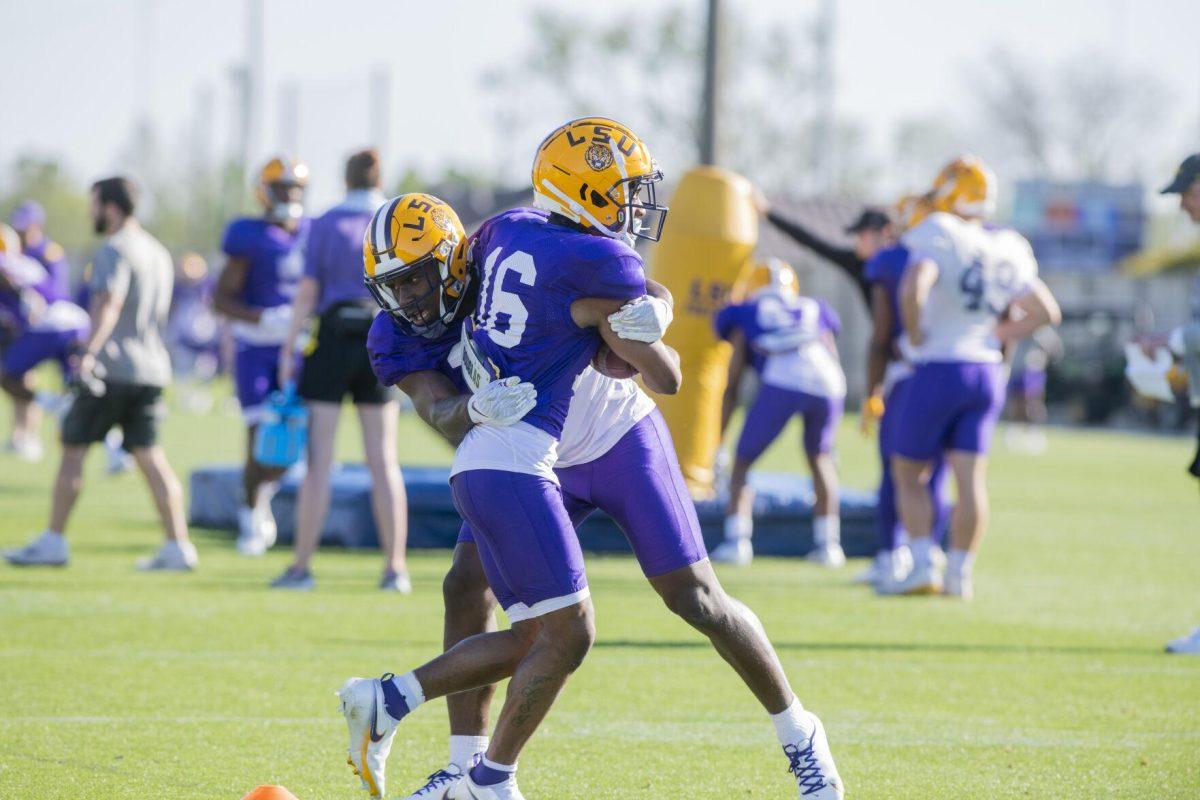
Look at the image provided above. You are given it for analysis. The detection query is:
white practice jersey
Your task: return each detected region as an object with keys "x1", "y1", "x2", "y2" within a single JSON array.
[
  {"x1": 556, "y1": 366, "x2": 655, "y2": 468},
  {"x1": 902, "y1": 212, "x2": 1038, "y2": 364}
]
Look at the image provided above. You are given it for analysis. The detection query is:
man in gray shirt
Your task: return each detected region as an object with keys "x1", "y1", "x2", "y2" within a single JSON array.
[{"x1": 4, "y1": 177, "x2": 197, "y2": 570}]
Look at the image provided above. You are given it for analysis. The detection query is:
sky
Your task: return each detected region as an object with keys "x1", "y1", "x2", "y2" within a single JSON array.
[{"x1": 2, "y1": 0, "x2": 1198, "y2": 211}]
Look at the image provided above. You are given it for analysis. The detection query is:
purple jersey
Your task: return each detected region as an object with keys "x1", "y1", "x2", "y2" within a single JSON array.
[
  {"x1": 305, "y1": 192, "x2": 385, "y2": 313},
  {"x1": 221, "y1": 217, "x2": 309, "y2": 309},
  {"x1": 863, "y1": 244, "x2": 908, "y2": 345},
  {"x1": 366, "y1": 311, "x2": 467, "y2": 393},
  {"x1": 467, "y1": 208, "x2": 646, "y2": 438},
  {"x1": 714, "y1": 292, "x2": 840, "y2": 373},
  {"x1": 23, "y1": 238, "x2": 71, "y2": 302}
]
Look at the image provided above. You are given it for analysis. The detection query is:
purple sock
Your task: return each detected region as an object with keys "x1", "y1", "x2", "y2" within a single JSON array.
[{"x1": 470, "y1": 758, "x2": 515, "y2": 786}]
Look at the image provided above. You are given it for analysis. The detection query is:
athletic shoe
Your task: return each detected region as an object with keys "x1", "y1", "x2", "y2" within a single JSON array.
[
  {"x1": 380, "y1": 569, "x2": 413, "y2": 594},
  {"x1": 3, "y1": 531, "x2": 69, "y2": 566},
  {"x1": 269, "y1": 567, "x2": 314, "y2": 591},
  {"x1": 853, "y1": 552, "x2": 885, "y2": 584},
  {"x1": 943, "y1": 569, "x2": 973, "y2": 600},
  {"x1": 399, "y1": 763, "x2": 465, "y2": 799},
  {"x1": 447, "y1": 773, "x2": 526, "y2": 800},
  {"x1": 5, "y1": 435, "x2": 44, "y2": 462},
  {"x1": 236, "y1": 507, "x2": 266, "y2": 556},
  {"x1": 710, "y1": 538, "x2": 753, "y2": 566},
  {"x1": 136, "y1": 540, "x2": 198, "y2": 571},
  {"x1": 876, "y1": 558, "x2": 943, "y2": 596},
  {"x1": 783, "y1": 711, "x2": 845, "y2": 799},
  {"x1": 1165, "y1": 626, "x2": 1200, "y2": 655},
  {"x1": 255, "y1": 503, "x2": 278, "y2": 550},
  {"x1": 805, "y1": 543, "x2": 846, "y2": 568},
  {"x1": 337, "y1": 676, "x2": 401, "y2": 798}
]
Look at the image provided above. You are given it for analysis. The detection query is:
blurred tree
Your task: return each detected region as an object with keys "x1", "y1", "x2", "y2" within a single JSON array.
[
  {"x1": 0, "y1": 156, "x2": 93, "y2": 256},
  {"x1": 967, "y1": 47, "x2": 1171, "y2": 183},
  {"x1": 485, "y1": 4, "x2": 874, "y2": 196}
]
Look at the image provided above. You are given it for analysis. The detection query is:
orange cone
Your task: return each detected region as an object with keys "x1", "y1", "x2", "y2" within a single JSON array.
[{"x1": 241, "y1": 787, "x2": 299, "y2": 800}]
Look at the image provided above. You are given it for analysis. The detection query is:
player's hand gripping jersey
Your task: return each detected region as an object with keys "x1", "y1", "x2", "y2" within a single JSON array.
[
  {"x1": 902, "y1": 212, "x2": 1037, "y2": 364},
  {"x1": 715, "y1": 289, "x2": 846, "y2": 399}
]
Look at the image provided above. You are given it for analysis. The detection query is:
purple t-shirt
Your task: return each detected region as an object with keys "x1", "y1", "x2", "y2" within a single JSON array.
[
  {"x1": 714, "y1": 292, "x2": 840, "y2": 373},
  {"x1": 468, "y1": 207, "x2": 646, "y2": 438},
  {"x1": 304, "y1": 192, "x2": 384, "y2": 314},
  {"x1": 366, "y1": 311, "x2": 467, "y2": 393},
  {"x1": 221, "y1": 217, "x2": 309, "y2": 310},
  {"x1": 863, "y1": 244, "x2": 909, "y2": 345},
  {"x1": 22, "y1": 238, "x2": 70, "y2": 303}
]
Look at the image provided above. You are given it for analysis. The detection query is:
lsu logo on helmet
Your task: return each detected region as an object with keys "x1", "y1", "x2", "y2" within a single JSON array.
[
  {"x1": 255, "y1": 155, "x2": 309, "y2": 223},
  {"x1": 532, "y1": 116, "x2": 668, "y2": 244},
  {"x1": 929, "y1": 155, "x2": 996, "y2": 219},
  {"x1": 363, "y1": 193, "x2": 469, "y2": 338}
]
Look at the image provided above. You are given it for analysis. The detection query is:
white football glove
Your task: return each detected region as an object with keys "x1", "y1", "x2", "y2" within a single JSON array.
[
  {"x1": 258, "y1": 304, "x2": 294, "y2": 340},
  {"x1": 607, "y1": 295, "x2": 673, "y2": 343},
  {"x1": 467, "y1": 376, "x2": 538, "y2": 427}
]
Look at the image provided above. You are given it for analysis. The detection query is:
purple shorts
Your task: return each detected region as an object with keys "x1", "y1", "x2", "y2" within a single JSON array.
[
  {"x1": 451, "y1": 470, "x2": 589, "y2": 623},
  {"x1": 1007, "y1": 368, "x2": 1046, "y2": 399},
  {"x1": 235, "y1": 345, "x2": 284, "y2": 422},
  {"x1": 1, "y1": 328, "x2": 85, "y2": 378},
  {"x1": 456, "y1": 411, "x2": 707, "y2": 614},
  {"x1": 736, "y1": 383, "x2": 843, "y2": 461},
  {"x1": 893, "y1": 361, "x2": 1005, "y2": 461}
]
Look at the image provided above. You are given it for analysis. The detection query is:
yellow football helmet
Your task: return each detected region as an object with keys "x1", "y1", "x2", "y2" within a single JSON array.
[
  {"x1": 895, "y1": 192, "x2": 935, "y2": 230},
  {"x1": 743, "y1": 257, "x2": 798, "y2": 298},
  {"x1": 255, "y1": 155, "x2": 309, "y2": 222},
  {"x1": 363, "y1": 193, "x2": 469, "y2": 337},
  {"x1": 0, "y1": 223, "x2": 18, "y2": 256},
  {"x1": 532, "y1": 116, "x2": 668, "y2": 244},
  {"x1": 929, "y1": 155, "x2": 996, "y2": 218}
]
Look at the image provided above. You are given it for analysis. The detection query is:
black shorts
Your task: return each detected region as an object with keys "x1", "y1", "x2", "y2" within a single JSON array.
[
  {"x1": 61, "y1": 382, "x2": 165, "y2": 449},
  {"x1": 298, "y1": 304, "x2": 395, "y2": 405}
]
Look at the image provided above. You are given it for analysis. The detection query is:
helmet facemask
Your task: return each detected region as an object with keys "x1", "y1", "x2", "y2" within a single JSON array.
[
  {"x1": 609, "y1": 168, "x2": 668, "y2": 244},
  {"x1": 366, "y1": 238, "x2": 465, "y2": 339},
  {"x1": 263, "y1": 181, "x2": 306, "y2": 224}
]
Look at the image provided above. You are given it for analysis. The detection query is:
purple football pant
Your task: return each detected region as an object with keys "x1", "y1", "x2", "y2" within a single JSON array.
[
  {"x1": 451, "y1": 469, "x2": 589, "y2": 623},
  {"x1": 1, "y1": 328, "x2": 85, "y2": 378},
  {"x1": 876, "y1": 375, "x2": 950, "y2": 552},
  {"x1": 234, "y1": 344, "x2": 290, "y2": 422},
  {"x1": 456, "y1": 411, "x2": 708, "y2": 616},
  {"x1": 735, "y1": 383, "x2": 843, "y2": 462},
  {"x1": 556, "y1": 410, "x2": 707, "y2": 578},
  {"x1": 894, "y1": 361, "x2": 1005, "y2": 462}
]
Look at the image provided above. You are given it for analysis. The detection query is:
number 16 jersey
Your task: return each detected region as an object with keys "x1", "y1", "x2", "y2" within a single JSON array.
[{"x1": 902, "y1": 211, "x2": 1038, "y2": 364}]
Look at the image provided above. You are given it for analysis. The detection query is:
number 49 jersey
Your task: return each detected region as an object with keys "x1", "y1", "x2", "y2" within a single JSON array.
[
  {"x1": 902, "y1": 211, "x2": 1038, "y2": 364},
  {"x1": 467, "y1": 207, "x2": 647, "y2": 439}
]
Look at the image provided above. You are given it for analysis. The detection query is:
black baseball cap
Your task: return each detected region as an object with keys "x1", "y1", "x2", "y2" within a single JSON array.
[
  {"x1": 844, "y1": 208, "x2": 892, "y2": 234},
  {"x1": 1161, "y1": 153, "x2": 1200, "y2": 194}
]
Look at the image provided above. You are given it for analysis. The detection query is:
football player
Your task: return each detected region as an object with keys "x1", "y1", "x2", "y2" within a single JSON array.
[
  {"x1": 710, "y1": 259, "x2": 848, "y2": 568},
  {"x1": 11, "y1": 201, "x2": 71, "y2": 302},
  {"x1": 856, "y1": 194, "x2": 950, "y2": 587},
  {"x1": 338, "y1": 119, "x2": 843, "y2": 800},
  {"x1": 0, "y1": 223, "x2": 89, "y2": 461},
  {"x1": 212, "y1": 156, "x2": 310, "y2": 555},
  {"x1": 880, "y1": 157, "x2": 1061, "y2": 599}
]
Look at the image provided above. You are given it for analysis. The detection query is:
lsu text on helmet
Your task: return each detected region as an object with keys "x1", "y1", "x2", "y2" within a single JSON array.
[
  {"x1": 363, "y1": 193, "x2": 469, "y2": 338},
  {"x1": 532, "y1": 116, "x2": 668, "y2": 245}
]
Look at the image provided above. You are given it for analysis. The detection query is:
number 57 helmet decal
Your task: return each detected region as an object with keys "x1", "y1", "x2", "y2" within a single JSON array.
[{"x1": 532, "y1": 117, "x2": 668, "y2": 245}]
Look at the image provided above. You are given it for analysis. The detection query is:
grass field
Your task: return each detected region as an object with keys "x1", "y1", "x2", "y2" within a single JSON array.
[{"x1": 1, "y1": 383, "x2": 1198, "y2": 799}]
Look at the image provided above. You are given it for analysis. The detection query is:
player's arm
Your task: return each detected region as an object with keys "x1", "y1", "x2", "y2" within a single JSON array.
[
  {"x1": 397, "y1": 370, "x2": 474, "y2": 446},
  {"x1": 865, "y1": 283, "x2": 893, "y2": 399},
  {"x1": 900, "y1": 258, "x2": 938, "y2": 347},
  {"x1": 765, "y1": 209, "x2": 872, "y2": 306},
  {"x1": 719, "y1": 328, "x2": 748, "y2": 438},
  {"x1": 212, "y1": 257, "x2": 262, "y2": 323},
  {"x1": 78, "y1": 288, "x2": 124, "y2": 376},
  {"x1": 645, "y1": 277, "x2": 673, "y2": 307},
  {"x1": 994, "y1": 279, "x2": 1062, "y2": 344},
  {"x1": 572, "y1": 297, "x2": 682, "y2": 395}
]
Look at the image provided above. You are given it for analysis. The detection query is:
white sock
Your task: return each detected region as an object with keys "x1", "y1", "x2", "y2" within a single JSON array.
[
  {"x1": 897, "y1": 528, "x2": 911, "y2": 548},
  {"x1": 255, "y1": 482, "x2": 279, "y2": 513},
  {"x1": 389, "y1": 670, "x2": 426, "y2": 712},
  {"x1": 813, "y1": 515, "x2": 840, "y2": 548},
  {"x1": 947, "y1": 548, "x2": 975, "y2": 576},
  {"x1": 724, "y1": 514, "x2": 752, "y2": 541},
  {"x1": 769, "y1": 696, "x2": 813, "y2": 747},
  {"x1": 481, "y1": 756, "x2": 515, "y2": 773},
  {"x1": 449, "y1": 734, "x2": 489, "y2": 772},
  {"x1": 910, "y1": 536, "x2": 933, "y2": 567}
]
